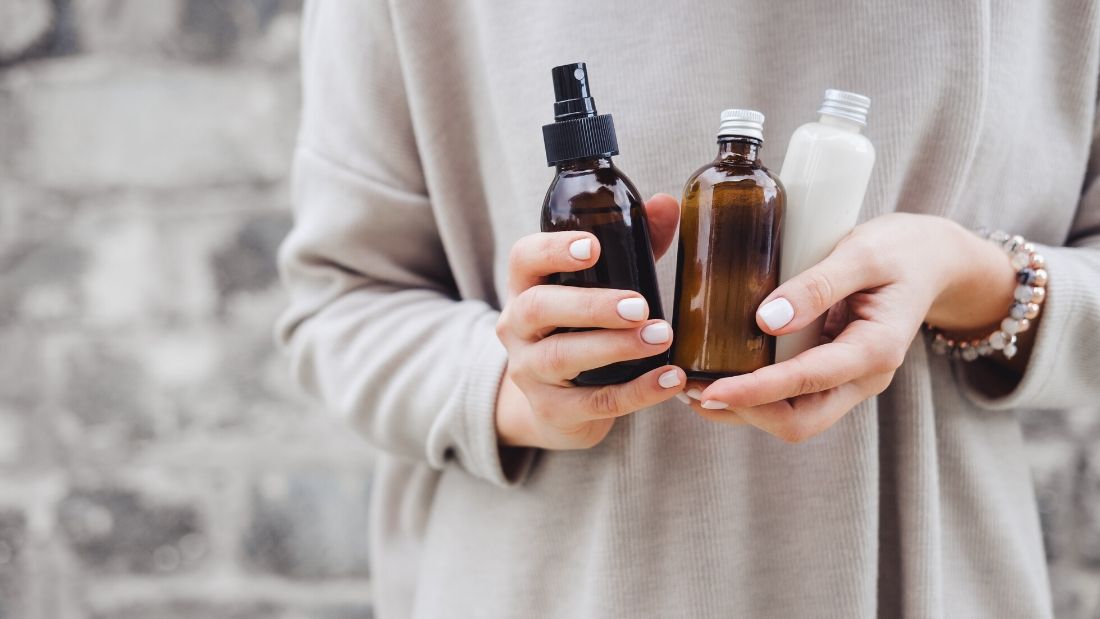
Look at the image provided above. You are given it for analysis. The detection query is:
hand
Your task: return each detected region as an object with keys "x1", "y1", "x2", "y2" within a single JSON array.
[
  {"x1": 686, "y1": 213, "x2": 1018, "y2": 443},
  {"x1": 495, "y1": 194, "x2": 686, "y2": 450}
]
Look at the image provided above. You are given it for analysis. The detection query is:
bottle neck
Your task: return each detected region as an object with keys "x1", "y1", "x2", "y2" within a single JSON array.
[
  {"x1": 717, "y1": 137, "x2": 761, "y2": 163},
  {"x1": 818, "y1": 113, "x2": 864, "y2": 133},
  {"x1": 556, "y1": 155, "x2": 614, "y2": 172}
]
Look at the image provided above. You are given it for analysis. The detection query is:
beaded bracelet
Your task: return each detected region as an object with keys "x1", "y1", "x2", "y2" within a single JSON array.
[{"x1": 927, "y1": 229, "x2": 1047, "y2": 361}]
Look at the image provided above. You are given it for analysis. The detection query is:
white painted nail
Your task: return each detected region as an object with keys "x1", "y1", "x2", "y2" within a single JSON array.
[
  {"x1": 758, "y1": 297, "x2": 795, "y2": 331},
  {"x1": 569, "y1": 238, "x2": 592, "y2": 260},
  {"x1": 686, "y1": 388, "x2": 703, "y2": 400},
  {"x1": 702, "y1": 400, "x2": 729, "y2": 410},
  {"x1": 658, "y1": 369, "x2": 681, "y2": 389},
  {"x1": 641, "y1": 322, "x2": 671, "y2": 344},
  {"x1": 675, "y1": 393, "x2": 692, "y2": 404},
  {"x1": 617, "y1": 297, "x2": 646, "y2": 321}
]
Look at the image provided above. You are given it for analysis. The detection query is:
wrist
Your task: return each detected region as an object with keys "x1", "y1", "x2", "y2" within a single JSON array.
[
  {"x1": 926, "y1": 221, "x2": 1016, "y2": 335},
  {"x1": 494, "y1": 374, "x2": 539, "y2": 448}
]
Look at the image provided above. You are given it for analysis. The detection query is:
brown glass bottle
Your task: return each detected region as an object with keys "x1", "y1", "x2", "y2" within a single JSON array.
[
  {"x1": 540, "y1": 62, "x2": 666, "y2": 386},
  {"x1": 671, "y1": 110, "x2": 784, "y2": 380},
  {"x1": 542, "y1": 156, "x2": 666, "y2": 385}
]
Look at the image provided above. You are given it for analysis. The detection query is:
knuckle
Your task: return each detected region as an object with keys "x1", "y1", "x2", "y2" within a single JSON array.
[
  {"x1": 587, "y1": 387, "x2": 624, "y2": 418},
  {"x1": 509, "y1": 235, "x2": 537, "y2": 268},
  {"x1": 562, "y1": 425, "x2": 605, "y2": 449},
  {"x1": 515, "y1": 287, "x2": 546, "y2": 326},
  {"x1": 538, "y1": 337, "x2": 571, "y2": 377},
  {"x1": 539, "y1": 236, "x2": 566, "y2": 266},
  {"x1": 494, "y1": 313, "x2": 510, "y2": 340},
  {"x1": 842, "y1": 227, "x2": 875, "y2": 255},
  {"x1": 775, "y1": 418, "x2": 813, "y2": 444},
  {"x1": 509, "y1": 348, "x2": 537, "y2": 379},
  {"x1": 582, "y1": 290, "x2": 606, "y2": 323},
  {"x1": 846, "y1": 230, "x2": 891, "y2": 278},
  {"x1": 870, "y1": 345, "x2": 905, "y2": 375},
  {"x1": 868, "y1": 371, "x2": 896, "y2": 395},
  {"x1": 801, "y1": 269, "x2": 836, "y2": 313},
  {"x1": 793, "y1": 364, "x2": 829, "y2": 397},
  {"x1": 529, "y1": 402, "x2": 554, "y2": 424}
]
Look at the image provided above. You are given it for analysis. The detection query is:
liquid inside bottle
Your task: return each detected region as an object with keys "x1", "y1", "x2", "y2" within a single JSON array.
[
  {"x1": 776, "y1": 89, "x2": 875, "y2": 362},
  {"x1": 540, "y1": 62, "x2": 666, "y2": 386},
  {"x1": 671, "y1": 110, "x2": 784, "y2": 379}
]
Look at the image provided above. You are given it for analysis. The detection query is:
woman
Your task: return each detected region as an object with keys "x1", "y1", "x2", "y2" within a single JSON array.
[{"x1": 277, "y1": 2, "x2": 1100, "y2": 617}]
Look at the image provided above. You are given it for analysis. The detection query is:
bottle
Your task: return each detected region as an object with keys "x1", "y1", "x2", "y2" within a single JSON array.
[
  {"x1": 775, "y1": 90, "x2": 876, "y2": 362},
  {"x1": 671, "y1": 110, "x2": 785, "y2": 379},
  {"x1": 540, "y1": 62, "x2": 666, "y2": 386}
]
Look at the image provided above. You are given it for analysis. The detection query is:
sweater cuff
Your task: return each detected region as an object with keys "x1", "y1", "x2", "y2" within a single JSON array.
[
  {"x1": 455, "y1": 329, "x2": 537, "y2": 487},
  {"x1": 957, "y1": 244, "x2": 1093, "y2": 410}
]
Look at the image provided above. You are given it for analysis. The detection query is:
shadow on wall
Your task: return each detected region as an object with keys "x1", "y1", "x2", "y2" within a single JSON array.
[{"x1": 0, "y1": 1, "x2": 378, "y2": 618}]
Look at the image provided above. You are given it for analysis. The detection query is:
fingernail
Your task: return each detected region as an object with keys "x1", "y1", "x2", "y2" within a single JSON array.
[
  {"x1": 617, "y1": 297, "x2": 646, "y2": 321},
  {"x1": 702, "y1": 400, "x2": 729, "y2": 410},
  {"x1": 658, "y1": 369, "x2": 681, "y2": 389},
  {"x1": 758, "y1": 297, "x2": 795, "y2": 331},
  {"x1": 641, "y1": 322, "x2": 671, "y2": 344},
  {"x1": 569, "y1": 238, "x2": 592, "y2": 260},
  {"x1": 686, "y1": 388, "x2": 703, "y2": 400},
  {"x1": 674, "y1": 393, "x2": 691, "y2": 404}
]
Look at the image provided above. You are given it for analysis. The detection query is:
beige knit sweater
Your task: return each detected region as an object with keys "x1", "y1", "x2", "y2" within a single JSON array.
[{"x1": 277, "y1": 2, "x2": 1100, "y2": 617}]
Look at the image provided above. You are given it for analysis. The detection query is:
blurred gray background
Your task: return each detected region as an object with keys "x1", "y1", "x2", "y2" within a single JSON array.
[{"x1": 0, "y1": 2, "x2": 1097, "y2": 618}]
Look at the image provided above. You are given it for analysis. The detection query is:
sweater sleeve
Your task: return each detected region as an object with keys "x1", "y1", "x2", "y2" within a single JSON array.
[
  {"x1": 276, "y1": 1, "x2": 533, "y2": 486},
  {"x1": 959, "y1": 93, "x2": 1100, "y2": 410}
]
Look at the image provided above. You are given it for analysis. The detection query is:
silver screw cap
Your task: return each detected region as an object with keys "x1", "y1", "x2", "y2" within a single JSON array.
[
  {"x1": 818, "y1": 89, "x2": 871, "y2": 126},
  {"x1": 717, "y1": 109, "x2": 765, "y2": 141}
]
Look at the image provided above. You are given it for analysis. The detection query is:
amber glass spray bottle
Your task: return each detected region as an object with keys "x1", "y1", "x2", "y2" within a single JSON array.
[
  {"x1": 671, "y1": 110, "x2": 784, "y2": 379},
  {"x1": 540, "y1": 62, "x2": 666, "y2": 386}
]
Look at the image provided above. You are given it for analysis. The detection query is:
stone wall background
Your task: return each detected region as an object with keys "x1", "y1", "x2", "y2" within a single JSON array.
[{"x1": 0, "y1": 2, "x2": 1097, "y2": 618}]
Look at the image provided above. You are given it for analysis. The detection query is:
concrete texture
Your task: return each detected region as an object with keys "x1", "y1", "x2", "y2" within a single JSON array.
[{"x1": 0, "y1": 1, "x2": 1096, "y2": 617}]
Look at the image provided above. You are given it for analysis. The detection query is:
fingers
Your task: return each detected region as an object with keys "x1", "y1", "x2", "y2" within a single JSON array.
[
  {"x1": 689, "y1": 404, "x2": 749, "y2": 426},
  {"x1": 565, "y1": 365, "x2": 687, "y2": 421},
  {"x1": 643, "y1": 193, "x2": 681, "y2": 260},
  {"x1": 508, "y1": 232, "x2": 600, "y2": 299},
  {"x1": 699, "y1": 320, "x2": 905, "y2": 409},
  {"x1": 502, "y1": 286, "x2": 651, "y2": 341},
  {"x1": 514, "y1": 320, "x2": 673, "y2": 383},
  {"x1": 755, "y1": 235, "x2": 885, "y2": 336},
  {"x1": 676, "y1": 381, "x2": 749, "y2": 425},
  {"x1": 725, "y1": 372, "x2": 890, "y2": 443}
]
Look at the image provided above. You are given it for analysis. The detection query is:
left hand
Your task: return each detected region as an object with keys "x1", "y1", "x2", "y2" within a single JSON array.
[{"x1": 685, "y1": 212, "x2": 1019, "y2": 443}]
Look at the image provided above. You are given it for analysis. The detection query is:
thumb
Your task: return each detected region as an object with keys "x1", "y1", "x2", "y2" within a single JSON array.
[
  {"x1": 644, "y1": 193, "x2": 680, "y2": 260},
  {"x1": 756, "y1": 244, "x2": 878, "y2": 335}
]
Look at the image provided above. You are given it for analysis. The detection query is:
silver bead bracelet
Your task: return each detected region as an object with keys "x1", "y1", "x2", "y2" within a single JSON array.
[{"x1": 926, "y1": 229, "x2": 1048, "y2": 361}]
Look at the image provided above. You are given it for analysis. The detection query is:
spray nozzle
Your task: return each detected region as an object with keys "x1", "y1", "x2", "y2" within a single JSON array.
[
  {"x1": 552, "y1": 62, "x2": 597, "y2": 121},
  {"x1": 542, "y1": 61, "x2": 618, "y2": 165}
]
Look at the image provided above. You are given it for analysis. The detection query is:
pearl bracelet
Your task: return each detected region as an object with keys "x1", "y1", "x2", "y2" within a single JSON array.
[{"x1": 927, "y1": 230, "x2": 1047, "y2": 361}]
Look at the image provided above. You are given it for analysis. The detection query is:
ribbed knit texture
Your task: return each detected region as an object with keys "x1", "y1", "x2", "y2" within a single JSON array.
[{"x1": 278, "y1": 2, "x2": 1100, "y2": 617}]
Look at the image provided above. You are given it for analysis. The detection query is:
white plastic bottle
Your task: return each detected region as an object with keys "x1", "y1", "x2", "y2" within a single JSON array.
[{"x1": 775, "y1": 90, "x2": 876, "y2": 362}]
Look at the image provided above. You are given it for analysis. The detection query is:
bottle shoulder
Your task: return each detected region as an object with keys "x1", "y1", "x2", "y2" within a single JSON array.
[
  {"x1": 543, "y1": 162, "x2": 644, "y2": 222},
  {"x1": 547, "y1": 164, "x2": 642, "y2": 198},
  {"x1": 685, "y1": 158, "x2": 784, "y2": 192},
  {"x1": 789, "y1": 121, "x2": 875, "y2": 156}
]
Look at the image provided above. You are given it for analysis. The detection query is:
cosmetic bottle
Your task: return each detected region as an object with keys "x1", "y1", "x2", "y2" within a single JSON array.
[
  {"x1": 671, "y1": 110, "x2": 785, "y2": 379},
  {"x1": 540, "y1": 62, "x2": 666, "y2": 386},
  {"x1": 775, "y1": 90, "x2": 876, "y2": 362}
]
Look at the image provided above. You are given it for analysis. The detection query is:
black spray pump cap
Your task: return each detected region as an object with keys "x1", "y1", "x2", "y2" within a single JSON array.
[
  {"x1": 542, "y1": 62, "x2": 619, "y2": 166},
  {"x1": 552, "y1": 63, "x2": 597, "y2": 120}
]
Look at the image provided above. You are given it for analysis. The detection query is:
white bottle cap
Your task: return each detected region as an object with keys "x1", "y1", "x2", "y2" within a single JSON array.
[
  {"x1": 717, "y1": 109, "x2": 765, "y2": 141},
  {"x1": 818, "y1": 89, "x2": 871, "y2": 126}
]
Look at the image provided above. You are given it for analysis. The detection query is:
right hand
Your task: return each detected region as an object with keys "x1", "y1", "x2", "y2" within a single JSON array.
[{"x1": 494, "y1": 194, "x2": 686, "y2": 450}]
